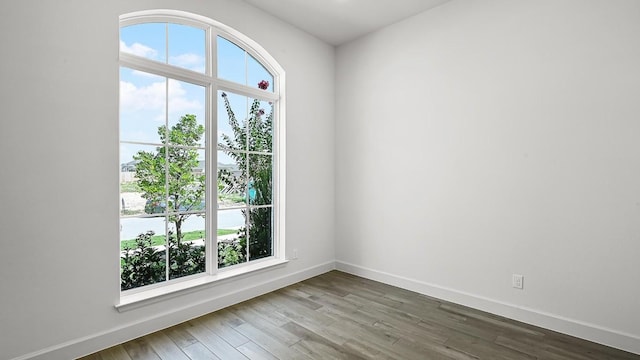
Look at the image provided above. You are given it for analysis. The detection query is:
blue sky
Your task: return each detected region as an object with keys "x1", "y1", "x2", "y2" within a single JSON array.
[{"x1": 119, "y1": 23, "x2": 274, "y2": 167}]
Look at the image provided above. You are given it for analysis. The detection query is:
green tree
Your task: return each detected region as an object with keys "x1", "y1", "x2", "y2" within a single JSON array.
[{"x1": 134, "y1": 114, "x2": 205, "y2": 245}]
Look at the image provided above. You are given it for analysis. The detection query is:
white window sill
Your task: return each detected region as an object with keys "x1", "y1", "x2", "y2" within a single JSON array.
[{"x1": 116, "y1": 258, "x2": 289, "y2": 312}]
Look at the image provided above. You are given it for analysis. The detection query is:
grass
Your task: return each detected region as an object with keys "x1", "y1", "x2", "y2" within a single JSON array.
[
  {"x1": 120, "y1": 229, "x2": 238, "y2": 251},
  {"x1": 219, "y1": 192, "x2": 245, "y2": 203},
  {"x1": 120, "y1": 182, "x2": 141, "y2": 193}
]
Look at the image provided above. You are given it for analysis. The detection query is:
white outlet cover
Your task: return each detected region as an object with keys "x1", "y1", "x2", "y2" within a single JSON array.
[{"x1": 512, "y1": 274, "x2": 524, "y2": 289}]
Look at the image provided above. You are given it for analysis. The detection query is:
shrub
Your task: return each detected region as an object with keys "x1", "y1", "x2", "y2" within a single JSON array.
[
  {"x1": 120, "y1": 231, "x2": 165, "y2": 290},
  {"x1": 217, "y1": 236, "x2": 246, "y2": 268},
  {"x1": 121, "y1": 231, "x2": 206, "y2": 290}
]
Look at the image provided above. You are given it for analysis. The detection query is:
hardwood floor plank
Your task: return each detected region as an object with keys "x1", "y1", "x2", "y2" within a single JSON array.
[
  {"x1": 274, "y1": 288, "x2": 323, "y2": 310},
  {"x1": 495, "y1": 334, "x2": 592, "y2": 360},
  {"x1": 416, "y1": 312, "x2": 501, "y2": 342},
  {"x1": 122, "y1": 338, "x2": 161, "y2": 360},
  {"x1": 300, "y1": 277, "x2": 350, "y2": 297},
  {"x1": 341, "y1": 339, "x2": 388, "y2": 359},
  {"x1": 231, "y1": 304, "x2": 302, "y2": 346},
  {"x1": 197, "y1": 312, "x2": 250, "y2": 347},
  {"x1": 439, "y1": 303, "x2": 544, "y2": 337},
  {"x1": 393, "y1": 337, "x2": 478, "y2": 360},
  {"x1": 236, "y1": 341, "x2": 279, "y2": 360},
  {"x1": 372, "y1": 319, "x2": 449, "y2": 344},
  {"x1": 181, "y1": 342, "x2": 221, "y2": 360},
  {"x1": 77, "y1": 353, "x2": 102, "y2": 360},
  {"x1": 320, "y1": 307, "x2": 400, "y2": 346},
  {"x1": 343, "y1": 293, "x2": 425, "y2": 326},
  {"x1": 244, "y1": 294, "x2": 299, "y2": 327},
  {"x1": 144, "y1": 332, "x2": 190, "y2": 360},
  {"x1": 99, "y1": 345, "x2": 134, "y2": 360},
  {"x1": 184, "y1": 320, "x2": 248, "y2": 360},
  {"x1": 445, "y1": 331, "x2": 536, "y2": 360},
  {"x1": 164, "y1": 323, "x2": 199, "y2": 349},
  {"x1": 266, "y1": 292, "x2": 335, "y2": 328},
  {"x1": 281, "y1": 321, "x2": 368, "y2": 360},
  {"x1": 288, "y1": 282, "x2": 327, "y2": 298},
  {"x1": 308, "y1": 291, "x2": 363, "y2": 314},
  {"x1": 234, "y1": 322, "x2": 311, "y2": 360},
  {"x1": 212, "y1": 307, "x2": 247, "y2": 328}
]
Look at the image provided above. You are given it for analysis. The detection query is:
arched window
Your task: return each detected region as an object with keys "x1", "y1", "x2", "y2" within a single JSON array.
[{"x1": 118, "y1": 10, "x2": 285, "y2": 295}]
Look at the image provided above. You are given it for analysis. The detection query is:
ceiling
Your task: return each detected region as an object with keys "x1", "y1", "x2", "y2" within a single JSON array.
[{"x1": 241, "y1": 0, "x2": 452, "y2": 46}]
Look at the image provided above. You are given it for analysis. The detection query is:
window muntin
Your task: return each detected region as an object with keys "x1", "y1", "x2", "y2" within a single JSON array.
[{"x1": 119, "y1": 13, "x2": 282, "y2": 293}]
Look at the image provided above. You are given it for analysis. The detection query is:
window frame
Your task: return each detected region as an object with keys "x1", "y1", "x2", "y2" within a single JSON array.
[{"x1": 117, "y1": 10, "x2": 286, "y2": 307}]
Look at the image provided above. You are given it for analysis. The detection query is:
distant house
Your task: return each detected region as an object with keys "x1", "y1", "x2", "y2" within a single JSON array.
[
  {"x1": 217, "y1": 162, "x2": 240, "y2": 177},
  {"x1": 121, "y1": 160, "x2": 237, "y2": 176},
  {"x1": 121, "y1": 160, "x2": 138, "y2": 172}
]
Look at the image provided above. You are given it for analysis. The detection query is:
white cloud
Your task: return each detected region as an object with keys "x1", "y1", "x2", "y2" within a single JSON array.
[
  {"x1": 169, "y1": 53, "x2": 205, "y2": 72},
  {"x1": 168, "y1": 81, "x2": 202, "y2": 112},
  {"x1": 120, "y1": 80, "x2": 202, "y2": 114},
  {"x1": 120, "y1": 40, "x2": 158, "y2": 59},
  {"x1": 120, "y1": 80, "x2": 166, "y2": 112}
]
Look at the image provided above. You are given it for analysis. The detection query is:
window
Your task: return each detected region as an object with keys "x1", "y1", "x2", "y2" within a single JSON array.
[{"x1": 119, "y1": 10, "x2": 284, "y2": 295}]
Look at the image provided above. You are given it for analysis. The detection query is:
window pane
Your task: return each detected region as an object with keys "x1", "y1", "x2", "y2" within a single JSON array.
[
  {"x1": 121, "y1": 143, "x2": 165, "y2": 216},
  {"x1": 218, "y1": 150, "x2": 246, "y2": 208},
  {"x1": 120, "y1": 23, "x2": 166, "y2": 63},
  {"x1": 120, "y1": 216, "x2": 167, "y2": 290},
  {"x1": 217, "y1": 36, "x2": 246, "y2": 85},
  {"x1": 218, "y1": 209, "x2": 247, "y2": 268},
  {"x1": 248, "y1": 55, "x2": 274, "y2": 92},
  {"x1": 218, "y1": 91, "x2": 248, "y2": 149},
  {"x1": 168, "y1": 213, "x2": 206, "y2": 279},
  {"x1": 120, "y1": 67, "x2": 167, "y2": 143},
  {"x1": 248, "y1": 207, "x2": 272, "y2": 261},
  {"x1": 248, "y1": 154, "x2": 272, "y2": 206},
  {"x1": 168, "y1": 79, "x2": 205, "y2": 147},
  {"x1": 248, "y1": 99, "x2": 273, "y2": 153},
  {"x1": 164, "y1": 147, "x2": 206, "y2": 215},
  {"x1": 120, "y1": 217, "x2": 167, "y2": 245},
  {"x1": 168, "y1": 23, "x2": 205, "y2": 73}
]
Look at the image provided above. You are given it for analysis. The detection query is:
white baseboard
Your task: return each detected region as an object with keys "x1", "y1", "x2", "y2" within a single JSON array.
[
  {"x1": 335, "y1": 261, "x2": 640, "y2": 356},
  {"x1": 12, "y1": 261, "x2": 336, "y2": 360}
]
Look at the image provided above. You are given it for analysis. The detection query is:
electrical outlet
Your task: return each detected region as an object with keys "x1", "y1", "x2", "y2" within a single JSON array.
[
  {"x1": 292, "y1": 249, "x2": 298, "y2": 260},
  {"x1": 512, "y1": 274, "x2": 524, "y2": 289}
]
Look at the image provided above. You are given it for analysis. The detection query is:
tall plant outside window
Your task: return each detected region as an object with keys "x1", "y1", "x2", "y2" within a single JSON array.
[{"x1": 119, "y1": 11, "x2": 283, "y2": 292}]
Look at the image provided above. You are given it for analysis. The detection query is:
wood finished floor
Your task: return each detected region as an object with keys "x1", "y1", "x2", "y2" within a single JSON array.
[{"x1": 80, "y1": 271, "x2": 640, "y2": 360}]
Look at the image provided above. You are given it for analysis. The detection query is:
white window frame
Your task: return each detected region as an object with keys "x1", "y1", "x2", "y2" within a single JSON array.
[{"x1": 117, "y1": 10, "x2": 286, "y2": 311}]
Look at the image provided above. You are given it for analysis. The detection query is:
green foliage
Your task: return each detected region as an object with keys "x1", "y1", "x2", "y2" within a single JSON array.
[
  {"x1": 120, "y1": 231, "x2": 166, "y2": 290},
  {"x1": 218, "y1": 239, "x2": 246, "y2": 267},
  {"x1": 120, "y1": 231, "x2": 207, "y2": 290},
  {"x1": 248, "y1": 207, "x2": 272, "y2": 260},
  {"x1": 168, "y1": 232, "x2": 205, "y2": 280},
  {"x1": 134, "y1": 114, "x2": 205, "y2": 244}
]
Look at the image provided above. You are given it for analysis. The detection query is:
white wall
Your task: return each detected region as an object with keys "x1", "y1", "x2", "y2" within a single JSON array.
[
  {"x1": 336, "y1": 0, "x2": 640, "y2": 354},
  {"x1": 0, "y1": 1, "x2": 335, "y2": 359}
]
